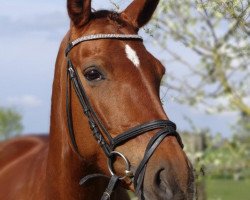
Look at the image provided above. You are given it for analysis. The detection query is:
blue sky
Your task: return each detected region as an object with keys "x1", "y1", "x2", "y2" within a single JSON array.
[{"x1": 0, "y1": 0, "x2": 237, "y2": 137}]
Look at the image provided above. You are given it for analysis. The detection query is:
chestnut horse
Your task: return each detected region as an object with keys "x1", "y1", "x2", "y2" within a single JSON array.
[{"x1": 0, "y1": 0, "x2": 194, "y2": 199}]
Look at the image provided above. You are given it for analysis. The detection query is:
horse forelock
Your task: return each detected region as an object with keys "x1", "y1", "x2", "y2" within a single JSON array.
[{"x1": 91, "y1": 10, "x2": 127, "y2": 28}]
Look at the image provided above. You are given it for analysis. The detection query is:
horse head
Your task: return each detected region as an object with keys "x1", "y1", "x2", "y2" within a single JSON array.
[{"x1": 49, "y1": 0, "x2": 195, "y2": 199}]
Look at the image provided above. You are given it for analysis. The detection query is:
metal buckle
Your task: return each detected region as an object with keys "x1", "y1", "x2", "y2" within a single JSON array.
[
  {"x1": 68, "y1": 66, "x2": 75, "y2": 78},
  {"x1": 107, "y1": 151, "x2": 134, "y2": 180}
]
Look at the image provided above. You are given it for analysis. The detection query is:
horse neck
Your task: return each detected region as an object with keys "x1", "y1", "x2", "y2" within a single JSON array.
[
  {"x1": 46, "y1": 35, "x2": 106, "y2": 199},
  {"x1": 45, "y1": 35, "x2": 75, "y2": 197}
]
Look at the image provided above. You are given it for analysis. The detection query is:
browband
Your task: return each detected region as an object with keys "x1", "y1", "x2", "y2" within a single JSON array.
[{"x1": 65, "y1": 34, "x2": 143, "y2": 56}]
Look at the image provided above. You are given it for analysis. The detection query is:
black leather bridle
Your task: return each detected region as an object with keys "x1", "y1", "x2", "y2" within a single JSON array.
[{"x1": 65, "y1": 34, "x2": 183, "y2": 200}]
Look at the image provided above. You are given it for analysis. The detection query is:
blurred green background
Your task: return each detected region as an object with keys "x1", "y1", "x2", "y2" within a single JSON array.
[{"x1": 1, "y1": 0, "x2": 249, "y2": 199}]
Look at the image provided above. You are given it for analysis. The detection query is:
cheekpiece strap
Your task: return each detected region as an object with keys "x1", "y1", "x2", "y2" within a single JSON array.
[
  {"x1": 101, "y1": 175, "x2": 119, "y2": 200},
  {"x1": 65, "y1": 34, "x2": 143, "y2": 56}
]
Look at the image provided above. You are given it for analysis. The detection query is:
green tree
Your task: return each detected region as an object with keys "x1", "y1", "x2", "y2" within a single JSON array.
[
  {"x1": 199, "y1": 133, "x2": 250, "y2": 180},
  {"x1": 149, "y1": 0, "x2": 250, "y2": 134},
  {"x1": 0, "y1": 106, "x2": 23, "y2": 140},
  {"x1": 109, "y1": 0, "x2": 250, "y2": 135}
]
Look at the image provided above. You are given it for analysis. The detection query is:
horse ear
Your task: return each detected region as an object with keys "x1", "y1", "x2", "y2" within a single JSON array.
[
  {"x1": 67, "y1": 0, "x2": 92, "y2": 27},
  {"x1": 121, "y1": 0, "x2": 159, "y2": 30}
]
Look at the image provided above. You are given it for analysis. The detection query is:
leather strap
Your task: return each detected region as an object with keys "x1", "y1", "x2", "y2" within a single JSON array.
[
  {"x1": 112, "y1": 120, "x2": 176, "y2": 148},
  {"x1": 134, "y1": 127, "x2": 180, "y2": 197},
  {"x1": 65, "y1": 34, "x2": 143, "y2": 56},
  {"x1": 101, "y1": 175, "x2": 119, "y2": 200},
  {"x1": 67, "y1": 60, "x2": 112, "y2": 156},
  {"x1": 65, "y1": 33, "x2": 184, "y2": 200},
  {"x1": 79, "y1": 174, "x2": 109, "y2": 186},
  {"x1": 66, "y1": 67, "x2": 79, "y2": 153}
]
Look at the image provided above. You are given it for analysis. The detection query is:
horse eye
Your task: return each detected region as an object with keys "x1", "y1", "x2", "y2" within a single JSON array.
[{"x1": 84, "y1": 68, "x2": 104, "y2": 82}]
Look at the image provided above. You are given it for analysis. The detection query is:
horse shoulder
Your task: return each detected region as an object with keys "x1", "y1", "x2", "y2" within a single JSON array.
[{"x1": 0, "y1": 135, "x2": 49, "y2": 200}]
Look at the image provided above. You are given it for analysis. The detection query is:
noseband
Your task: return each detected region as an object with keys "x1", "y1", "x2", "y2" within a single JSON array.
[{"x1": 65, "y1": 34, "x2": 183, "y2": 200}]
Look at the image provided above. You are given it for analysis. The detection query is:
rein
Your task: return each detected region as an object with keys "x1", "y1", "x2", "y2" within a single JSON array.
[{"x1": 65, "y1": 34, "x2": 183, "y2": 200}]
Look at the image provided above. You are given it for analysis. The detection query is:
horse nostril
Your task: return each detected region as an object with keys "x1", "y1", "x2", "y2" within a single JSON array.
[
  {"x1": 154, "y1": 168, "x2": 173, "y2": 199},
  {"x1": 155, "y1": 168, "x2": 165, "y2": 189}
]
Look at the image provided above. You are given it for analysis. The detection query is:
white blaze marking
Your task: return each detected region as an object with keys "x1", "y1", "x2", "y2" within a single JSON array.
[{"x1": 125, "y1": 44, "x2": 140, "y2": 67}]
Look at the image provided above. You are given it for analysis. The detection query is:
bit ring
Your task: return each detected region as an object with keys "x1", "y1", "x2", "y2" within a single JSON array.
[{"x1": 107, "y1": 151, "x2": 133, "y2": 180}]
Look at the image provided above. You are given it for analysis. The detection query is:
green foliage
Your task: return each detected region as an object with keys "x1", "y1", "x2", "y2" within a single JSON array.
[
  {"x1": 206, "y1": 179, "x2": 250, "y2": 200},
  {"x1": 0, "y1": 106, "x2": 23, "y2": 140},
  {"x1": 149, "y1": 0, "x2": 250, "y2": 134},
  {"x1": 205, "y1": 140, "x2": 249, "y2": 179},
  {"x1": 233, "y1": 113, "x2": 250, "y2": 137},
  {"x1": 191, "y1": 133, "x2": 250, "y2": 180},
  {"x1": 109, "y1": 0, "x2": 250, "y2": 134},
  {"x1": 153, "y1": 0, "x2": 250, "y2": 181}
]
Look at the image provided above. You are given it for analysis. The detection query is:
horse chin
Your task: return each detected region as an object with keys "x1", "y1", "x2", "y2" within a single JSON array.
[
  {"x1": 139, "y1": 182, "x2": 195, "y2": 200},
  {"x1": 140, "y1": 188, "x2": 173, "y2": 200},
  {"x1": 147, "y1": 185, "x2": 195, "y2": 200},
  {"x1": 139, "y1": 191, "x2": 194, "y2": 200}
]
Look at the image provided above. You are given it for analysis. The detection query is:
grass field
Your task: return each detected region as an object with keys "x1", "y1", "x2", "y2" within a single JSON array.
[
  {"x1": 206, "y1": 179, "x2": 250, "y2": 200},
  {"x1": 129, "y1": 179, "x2": 250, "y2": 200}
]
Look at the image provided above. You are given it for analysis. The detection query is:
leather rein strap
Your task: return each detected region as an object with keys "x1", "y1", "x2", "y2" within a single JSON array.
[{"x1": 65, "y1": 34, "x2": 183, "y2": 200}]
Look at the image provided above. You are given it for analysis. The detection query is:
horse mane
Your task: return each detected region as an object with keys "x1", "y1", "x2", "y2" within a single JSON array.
[{"x1": 91, "y1": 10, "x2": 127, "y2": 28}]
